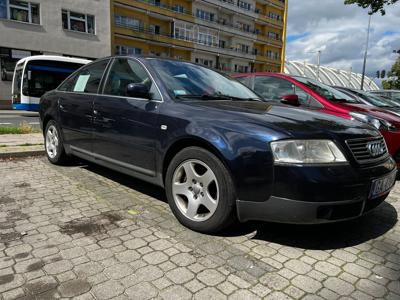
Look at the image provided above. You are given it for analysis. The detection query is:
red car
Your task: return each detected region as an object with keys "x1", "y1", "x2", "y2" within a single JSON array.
[{"x1": 233, "y1": 73, "x2": 400, "y2": 167}]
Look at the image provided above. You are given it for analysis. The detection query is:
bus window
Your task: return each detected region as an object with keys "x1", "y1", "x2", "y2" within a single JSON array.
[{"x1": 24, "y1": 61, "x2": 84, "y2": 98}]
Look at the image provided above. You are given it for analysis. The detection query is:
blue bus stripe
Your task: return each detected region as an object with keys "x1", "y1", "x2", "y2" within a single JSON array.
[{"x1": 28, "y1": 65, "x2": 76, "y2": 73}]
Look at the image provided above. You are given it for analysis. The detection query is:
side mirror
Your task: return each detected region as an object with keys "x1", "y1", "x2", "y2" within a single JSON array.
[
  {"x1": 126, "y1": 83, "x2": 151, "y2": 99},
  {"x1": 281, "y1": 94, "x2": 300, "y2": 107}
]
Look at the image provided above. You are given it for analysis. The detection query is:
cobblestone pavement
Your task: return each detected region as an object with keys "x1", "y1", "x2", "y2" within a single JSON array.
[{"x1": 1, "y1": 157, "x2": 400, "y2": 300}]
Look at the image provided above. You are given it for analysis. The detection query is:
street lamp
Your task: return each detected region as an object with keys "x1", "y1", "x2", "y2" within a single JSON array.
[{"x1": 360, "y1": 14, "x2": 372, "y2": 91}]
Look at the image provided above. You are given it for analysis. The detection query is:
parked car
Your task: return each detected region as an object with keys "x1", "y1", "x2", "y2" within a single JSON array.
[
  {"x1": 233, "y1": 73, "x2": 400, "y2": 168},
  {"x1": 369, "y1": 90, "x2": 400, "y2": 103},
  {"x1": 40, "y1": 57, "x2": 397, "y2": 232},
  {"x1": 333, "y1": 86, "x2": 400, "y2": 114}
]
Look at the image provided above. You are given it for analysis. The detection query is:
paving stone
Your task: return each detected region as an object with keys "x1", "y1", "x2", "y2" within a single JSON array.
[
  {"x1": 343, "y1": 263, "x2": 372, "y2": 278},
  {"x1": 356, "y1": 279, "x2": 387, "y2": 298},
  {"x1": 143, "y1": 251, "x2": 169, "y2": 265},
  {"x1": 166, "y1": 267, "x2": 195, "y2": 284},
  {"x1": 123, "y1": 238, "x2": 147, "y2": 250},
  {"x1": 170, "y1": 253, "x2": 196, "y2": 266},
  {"x1": 324, "y1": 277, "x2": 354, "y2": 296},
  {"x1": 58, "y1": 279, "x2": 91, "y2": 297},
  {"x1": 259, "y1": 273, "x2": 290, "y2": 290},
  {"x1": 292, "y1": 275, "x2": 323, "y2": 294},
  {"x1": 194, "y1": 287, "x2": 227, "y2": 300},
  {"x1": 160, "y1": 285, "x2": 192, "y2": 300},
  {"x1": 125, "y1": 282, "x2": 158, "y2": 299},
  {"x1": 92, "y1": 280, "x2": 125, "y2": 299},
  {"x1": 0, "y1": 274, "x2": 25, "y2": 293},
  {"x1": 284, "y1": 259, "x2": 312, "y2": 274},
  {"x1": 197, "y1": 269, "x2": 226, "y2": 286},
  {"x1": 43, "y1": 259, "x2": 73, "y2": 275},
  {"x1": 264, "y1": 291, "x2": 292, "y2": 300},
  {"x1": 104, "y1": 263, "x2": 134, "y2": 279},
  {"x1": 315, "y1": 261, "x2": 342, "y2": 276}
]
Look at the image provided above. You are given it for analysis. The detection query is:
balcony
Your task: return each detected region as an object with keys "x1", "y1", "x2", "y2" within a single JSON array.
[
  {"x1": 114, "y1": 20, "x2": 257, "y2": 60},
  {"x1": 256, "y1": 34, "x2": 283, "y2": 47},
  {"x1": 114, "y1": 21, "x2": 194, "y2": 48},
  {"x1": 201, "y1": 0, "x2": 259, "y2": 18},
  {"x1": 116, "y1": 0, "x2": 263, "y2": 39}
]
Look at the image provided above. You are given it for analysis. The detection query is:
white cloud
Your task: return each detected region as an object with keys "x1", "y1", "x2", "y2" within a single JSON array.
[{"x1": 286, "y1": 0, "x2": 400, "y2": 79}]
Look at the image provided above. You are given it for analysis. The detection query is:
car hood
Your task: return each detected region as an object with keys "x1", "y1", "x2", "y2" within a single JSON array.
[
  {"x1": 187, "y1": 101, "x2": 379, "y2": 140},
  {"x1": 338, "y1": 103, "x2": 400, "y2": 124}
]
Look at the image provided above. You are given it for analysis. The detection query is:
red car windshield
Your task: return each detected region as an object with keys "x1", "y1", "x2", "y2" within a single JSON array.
[{"x1": 294, "y1": 76, "x2": 358, "y2": 104}]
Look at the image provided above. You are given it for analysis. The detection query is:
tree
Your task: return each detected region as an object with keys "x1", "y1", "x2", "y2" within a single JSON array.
[
  {"x1": 344, "y1": 0, "x2": 398, "y2": 15},
  {"x1": 382, "y1": 56, "x2": 400, "y2": 89}
]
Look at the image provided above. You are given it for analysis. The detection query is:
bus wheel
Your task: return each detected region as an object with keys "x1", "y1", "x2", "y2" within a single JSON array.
[{"x1": 45, "y1": 120, "x2": 69, "y2": 165}]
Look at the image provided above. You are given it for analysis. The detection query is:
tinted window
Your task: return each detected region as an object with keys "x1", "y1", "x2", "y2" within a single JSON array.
[
  {"x1": 23, "y1": 60, "x2": 85, "y2": 97},
  {"x1": 235, "y1": 76, "x2": 251, "y2": 88},
  {"x1": 59, "y1": 60, "x2": 108, "y2": 93},
  {"x1": 103, "y1": 58, "x2": 160, "y2": 100},
  {"x1": 254, "y1": 76, "x2": 294, "y2": 100},
  {"x1": 293, "y1": 86, "x2": 323, "y2": 108}
]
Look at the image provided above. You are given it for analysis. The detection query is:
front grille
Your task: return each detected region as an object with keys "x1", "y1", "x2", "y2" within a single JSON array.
[{"x1": 346, "y1": 136, "x2": 388, "y2": 164}]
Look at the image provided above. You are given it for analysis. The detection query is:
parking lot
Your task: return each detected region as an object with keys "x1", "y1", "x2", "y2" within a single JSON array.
[{"x1": 0, "y1": 157, "x2": 399, "y2": 300}]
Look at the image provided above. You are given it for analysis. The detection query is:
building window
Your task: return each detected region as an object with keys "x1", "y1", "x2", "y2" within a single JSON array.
[
  {"x1": 196, "y1": 9, "x2": 214, "y2": 22},
  {"x1": 268, "y1": 12, "x2": 282, "y2": 21},
  {"x1": 115, "y1": 15, "x2": 142, "y2": 31},
  {"x1": 195, "y1": 58, "x2": 213, "y2": 68},
  {"x1": 173, "y1": 5, "x2": 184, "y2": 13},
  {"x1": 3, "y1": 0, "x2": 40, "y2": 24},
  {"x1": 237, "y1": 0, "x2": 251, "y2": 11},
  {"x1": 116, "y1": 45, "x2": 142, "y2": 56},
  {"x1": 150, "y1": 24, "x2": 160, "y2": 35},
  {"x1": 62, "y1": 10, "x2": 95, "y2": 34}
]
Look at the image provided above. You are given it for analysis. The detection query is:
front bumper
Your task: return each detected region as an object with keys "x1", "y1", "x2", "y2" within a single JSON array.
[{"x1": 237, "y1": 157, "x2": 397, "y2": 224}]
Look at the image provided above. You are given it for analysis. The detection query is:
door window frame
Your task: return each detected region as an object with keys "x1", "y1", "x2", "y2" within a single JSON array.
[
  {"x1": 57, "y1": 58, "x2": 111, "y2": 95},
  {"x1": 99, "y1": 57, "x2": 163, "y2": 103}
]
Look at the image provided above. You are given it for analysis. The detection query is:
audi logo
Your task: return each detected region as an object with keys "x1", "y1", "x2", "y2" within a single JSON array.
[{"x1": 367, "y1": 141, "x2": 386, "y2": 157}]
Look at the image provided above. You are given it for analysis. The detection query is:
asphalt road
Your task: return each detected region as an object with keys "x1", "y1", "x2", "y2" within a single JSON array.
[{"x1": 0, "y1": 110, "x2": 40, "y2": 127}]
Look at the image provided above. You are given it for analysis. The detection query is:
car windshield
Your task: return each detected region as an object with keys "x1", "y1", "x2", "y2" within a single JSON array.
[
  {"x1": 294, "y1": 76, "x2": 358, "y2": 103},
  {"x1": 147, "y1": 59, "x2": 263, "y2": 101},
  {"x1": 392, "y1": 92, "x2": 400, "y2": 101},
  {"x1": 358, "y1": 91, "x2": 400, "y2": 107}
]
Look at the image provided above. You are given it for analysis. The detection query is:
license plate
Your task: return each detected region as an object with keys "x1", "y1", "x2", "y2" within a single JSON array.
[{"x1": 369, "y1": 171, "x2": 397, "y2": 199}]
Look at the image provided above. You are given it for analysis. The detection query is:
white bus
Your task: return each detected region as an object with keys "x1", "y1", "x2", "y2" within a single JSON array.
[{"x1": 12, "y1": 55, "x2": 91, "y2": 111}]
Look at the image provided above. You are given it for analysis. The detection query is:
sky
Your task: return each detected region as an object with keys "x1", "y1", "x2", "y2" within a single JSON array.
[{"x1": 285, "y1": 0, "x2": 400, "y2": 82}]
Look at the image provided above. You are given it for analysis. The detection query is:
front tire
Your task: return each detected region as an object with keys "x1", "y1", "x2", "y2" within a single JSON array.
[
  {"x1": 166, "y1": 147, "x2": 236, "y2": 233},
  {"x1": 45, "y1": 120, "x2": 69, "y2": 165}
]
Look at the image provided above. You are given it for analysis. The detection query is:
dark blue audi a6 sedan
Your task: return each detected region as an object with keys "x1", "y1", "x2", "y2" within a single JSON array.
[{"x1": 39, "y1": 56, "x2": 397, "y2": 233}]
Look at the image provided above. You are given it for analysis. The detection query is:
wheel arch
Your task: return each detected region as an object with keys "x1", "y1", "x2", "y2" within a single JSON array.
[{"x1": 162, "y1": 136, "x2": 234, "y2": 185}]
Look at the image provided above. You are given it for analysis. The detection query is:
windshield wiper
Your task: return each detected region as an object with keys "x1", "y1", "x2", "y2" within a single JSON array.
[{"x1": 175, "y1": 94, "x2": 261, "y2": 102}]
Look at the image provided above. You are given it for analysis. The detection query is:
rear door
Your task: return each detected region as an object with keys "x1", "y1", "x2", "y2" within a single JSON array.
[
  {"x1": 92, "y1": 58, "x2": 162, "y2": 176},
  {"x1": 58, "y1": 59, "x2": 110, "y2": 153}
]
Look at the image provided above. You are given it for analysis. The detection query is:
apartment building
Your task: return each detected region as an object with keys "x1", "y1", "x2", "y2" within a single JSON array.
[
  {"x1": 0, "y1": 0, "x2": 111, "y2": 102},
  {"x1": 111, "y1": 0, "x2": 288, "y2": 73}
]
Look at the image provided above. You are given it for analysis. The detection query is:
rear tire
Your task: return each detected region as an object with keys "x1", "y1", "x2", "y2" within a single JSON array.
[
  {"x1": 166, "y1": 147, "x2": 236, "y2": 233},
  {"x1": 45, "y1": 120, "x2": 69, "y2": 165}
]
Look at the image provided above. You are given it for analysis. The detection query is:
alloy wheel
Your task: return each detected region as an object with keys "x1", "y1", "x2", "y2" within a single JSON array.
[
  {"x1": 172, "y1": 159, "x2": 219, "y2": 222},
  {"x1": 46, "y1": 125, "x2": 59, "y2": 159}
]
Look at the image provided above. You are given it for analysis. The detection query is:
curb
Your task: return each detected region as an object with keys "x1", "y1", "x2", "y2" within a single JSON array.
[{"x1": 0, "y1": 149, "x2": 45, "y2": 159}]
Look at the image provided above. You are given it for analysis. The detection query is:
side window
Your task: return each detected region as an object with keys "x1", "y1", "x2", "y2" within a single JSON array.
[
  {"x1": 236, "y1": 76, "x2": 251, "y2": 88},
  {"x1": 254, "y1": 76, "x2": 294, "y2": 100},
  {"x1": 59, "y1": 60, "x2": 108, "y2": 93},
  {"x1": 294, "y1": 87, "x2": 323, "y2": 109},
  {"x1": 58, "y1": 74, "x2": 78, "y2": 92},
  {"x1": 103, "y1": 58, "x2": 161, "y2": 100}
]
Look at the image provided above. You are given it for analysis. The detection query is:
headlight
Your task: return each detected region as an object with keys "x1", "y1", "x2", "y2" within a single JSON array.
[
  {"x1": 271, "y1": 140, "x2": 347, "y2": 164},
  {"x1": 350, "y1": 112, "x2": 396, "y2": 131}
]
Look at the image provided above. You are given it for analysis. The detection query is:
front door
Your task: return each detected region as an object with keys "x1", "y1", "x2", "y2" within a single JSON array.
[{"x1": 93, "y1": 58, "x2": 162, "y2": 176}]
